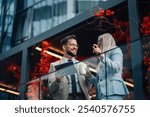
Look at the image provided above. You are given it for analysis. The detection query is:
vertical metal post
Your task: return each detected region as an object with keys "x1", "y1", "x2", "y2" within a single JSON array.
[
  {"x1": 20, "y1": 48, "x2": 30, "y2": 99},
  {"x1": 128, "y1": 0, "x2": 145, "y2": 99}
]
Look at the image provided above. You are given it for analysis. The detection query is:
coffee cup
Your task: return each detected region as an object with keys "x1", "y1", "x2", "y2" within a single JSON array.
[{"x1": 79, "y1": 64, "x2": 87, "y2": 75}]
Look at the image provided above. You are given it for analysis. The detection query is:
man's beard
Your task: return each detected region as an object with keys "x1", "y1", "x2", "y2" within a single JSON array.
[{"x1": 67, "y1": 50, "x2": 77, "y2": 57}]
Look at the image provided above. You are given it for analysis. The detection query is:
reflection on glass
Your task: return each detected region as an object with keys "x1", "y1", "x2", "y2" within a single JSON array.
[
  {"x1": 13, "y1": 9, "x2": 32, "y2": 45},
  {"x1": 33, "y1": 0, "x2": 67, "y2": 37},
  {"x1": 33, "y1": 0, "x2": 53, "y2": 36},
  {"x1": 142, "y1": 36, "x2": 150, "y2": 99},
  {"x1": 0, "y1": 53, "x2": 21, "y2": 99},
  {"x1": 26, "y1": 47, "x2": 134, "y2": 100},
  {"x1": 75, "y1": 0, "x2": 100, "y2": 14},
  {"x1": 1, "y1": 0, "x2": 15, "y2": 52}
]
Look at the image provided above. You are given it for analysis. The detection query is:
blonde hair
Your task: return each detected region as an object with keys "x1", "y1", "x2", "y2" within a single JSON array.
[{"x1": 98, "y1": 33, "x2": 116, "y2": 52}]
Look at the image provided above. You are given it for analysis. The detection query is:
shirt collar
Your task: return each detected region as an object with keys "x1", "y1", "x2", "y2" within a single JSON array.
[{"x1": 62, "y1": 57, "x2": 76, "y2": 63}]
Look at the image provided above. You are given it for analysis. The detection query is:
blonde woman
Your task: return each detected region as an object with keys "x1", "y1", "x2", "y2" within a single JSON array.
[{"x1": 87, "y1": 33, "x2": 129, "y2": 100}]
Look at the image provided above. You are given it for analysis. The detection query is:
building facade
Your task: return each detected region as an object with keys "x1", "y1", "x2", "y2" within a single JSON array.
[{"x1": 0, "y1": 0, "x2": 150, "y2": 99}]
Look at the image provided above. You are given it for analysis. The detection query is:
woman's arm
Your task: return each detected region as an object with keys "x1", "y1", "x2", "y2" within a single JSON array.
[{"x1": 100, "y1": 48, "x2": 123, "y2": 73}]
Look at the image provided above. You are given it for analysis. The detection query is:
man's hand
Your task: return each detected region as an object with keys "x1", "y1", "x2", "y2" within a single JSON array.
[{"x1": 81, "y1": 68, "x2": 92, "y2": 78}]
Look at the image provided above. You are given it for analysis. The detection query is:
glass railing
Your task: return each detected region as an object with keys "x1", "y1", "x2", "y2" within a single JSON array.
[
  {"x1": 25, "y1": 43, "x2": 134, "y2": 100},
  {"x1": 2, "y1": 36, "x2": 150, "y2": 100}
]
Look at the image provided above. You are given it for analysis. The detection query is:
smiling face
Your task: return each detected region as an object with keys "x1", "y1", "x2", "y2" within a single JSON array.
[{"x1": 63, "y1": 38, "x2": 79, "y2": 57}]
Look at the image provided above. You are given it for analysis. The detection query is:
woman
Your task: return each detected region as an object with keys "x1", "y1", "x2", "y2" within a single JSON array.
[{"x1": 87, "y1": 33, "x2": 129, "y2": 100}]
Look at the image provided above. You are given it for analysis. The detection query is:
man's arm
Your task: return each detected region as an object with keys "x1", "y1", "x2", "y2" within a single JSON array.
[
  {"x1": 79, "y1": 62, "x2": 96, "y2": 87},
  {"x1": 48, "y1": 63, "x2": 60, "y2": 94}
]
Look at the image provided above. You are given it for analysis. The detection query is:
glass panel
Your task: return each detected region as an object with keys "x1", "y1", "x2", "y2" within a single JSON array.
[
  {"x1": 81, "y1": 43, "x2": 133, "y2": 100},
  {"x1": 15, "y1": 0, "x2": 67, "y2": 41},
  {"x1": 0, "y1": 53, "x2": 21, "y2": 99},
  {"x1": 26, "y1": 36, "x2": 133, "y2": 100},
  {"x1": 26, "y1": 40, "x2": 60, "y2": 100},
  {"x1": 0, "y1": 1, "x2": 4, "y2": 52},
  {"x1": 1, "y1": 0, "x2": 15, "y2": 52},
  {"x1": 142, "y1": 36, "x2": 150, "y2": 99},
  {"x1": 75, "y1": 0, "x2": 100, "y2": 14},
  {"x1": 3, "y1": 0, "x2": 15, "y2": 51},
  {"x1": 13, "y1": 8, "x2": 32, "y2": 45},
  {"x1": 4, "y1": 0, "x2": 15, "y2": 31},
  {"x1": 32, "y1": 0, "x2": 67, "y2": 37},
  {"x1": 17, "y1": 0, "x2": 41, "y2": 11},
  {"x1": 0, "y1": 0, "x2": 3, "y2": 34},
  {"x1": 26, "y1": 79, "x2": 39, "y2": 100},
  {"x1": 26, "y1": 0, "x2": 41, "y2": 8},
  {"x1": 2, "y1": 32, "x2": 12, "y2": 51},
  {"x1": 36, "y1": 46, "x2": 133, "y2": 100},
  {"x1": 33, "y1": 0, "x2": 53, "y2": 36},
  {"x1": 137, "y1": 0, "x2": 150, "y2": 99}
]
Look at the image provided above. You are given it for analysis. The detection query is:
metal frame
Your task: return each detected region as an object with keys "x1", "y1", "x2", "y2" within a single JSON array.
[
  {"x1": 19, "y1": 48, "x2": 30, "y2": 99},
  {"x1": 0, "y1": 0, "x2": 126, "y2": 61},
  {"x1": 128, "y1": 0, "x2": 145, "y2": 99},
  {"x1": 0, "y1": 0, "x2": 7, "y2": 52}
]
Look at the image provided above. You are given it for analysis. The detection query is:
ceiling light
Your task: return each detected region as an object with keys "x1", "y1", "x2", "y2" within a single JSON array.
[
  {"x1": 35, "y1": 47, "x2": 62, "y2": 59},
  {"x1": 0, "y1": 87, "x2": 19, "y2": 95}
]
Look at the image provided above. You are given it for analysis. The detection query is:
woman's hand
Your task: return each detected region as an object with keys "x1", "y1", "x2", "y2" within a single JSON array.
[{"x1": 92, "y1": 44, "x2": 102, "y2": 55}]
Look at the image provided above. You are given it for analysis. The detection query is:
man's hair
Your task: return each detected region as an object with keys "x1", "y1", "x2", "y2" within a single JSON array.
[{"x1": 60, "y1": 35, "x2": 78, "y2": 46}]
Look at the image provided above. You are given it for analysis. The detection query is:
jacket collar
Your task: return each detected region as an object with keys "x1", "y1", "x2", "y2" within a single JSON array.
[{"x1": 61, "y1": 57, "x2": 77, "y2": 63}]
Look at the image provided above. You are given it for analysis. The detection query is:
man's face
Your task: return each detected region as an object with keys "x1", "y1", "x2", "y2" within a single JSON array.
[{"x1": 64, "y1": 39, "x2": 79, "y2": 57}]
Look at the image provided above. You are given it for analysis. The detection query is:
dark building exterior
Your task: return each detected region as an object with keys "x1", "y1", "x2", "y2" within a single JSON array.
[{"x1": 0, "y1": 0, "x2": 150, "y2": 100}]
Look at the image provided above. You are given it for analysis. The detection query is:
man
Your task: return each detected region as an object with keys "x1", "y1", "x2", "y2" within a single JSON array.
[{"x1": 48, "y1": 35, "x2": 91, "y2": 100}]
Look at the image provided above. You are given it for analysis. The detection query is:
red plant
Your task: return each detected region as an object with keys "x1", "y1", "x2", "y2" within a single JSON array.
[
  {"x1": 112, "y1": 20, "x2": 130, "y2": 43},
  {"x1": 6, "y1": 64, "x2": 20, "y2": 81},
  {"x1": 26, "y1": 81, "x2": 39, "y2": 100},
  {"x1": 94, "y1": 9, "x2": 114, "y2": 17},
  {"x1": 144, "y1": 57, "x2": 150, "y2": 65},
  {"x1": 142, "y1": 13, "x2": 150, "y2": 99},
  {"x1": 144, "y1": 56, "x2": 150, "y2": 99},
  {"x1": 94, "y1": 9, "x2": 130, "y2": 43},
  {"x1": 26, "y1": 41, "x2": 59, "y2": 99},
  {"x1": 140, "y1": 13, "x2": 150, "y2": 36}
]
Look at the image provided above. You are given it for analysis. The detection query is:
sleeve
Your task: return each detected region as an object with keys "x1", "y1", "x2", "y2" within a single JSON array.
[
  {"x1": 47, "y1": 63, "x2": 60, "y2": 94},
  {"x1": 89, "y1": 74, "x2": 97, "y2": 85},
  {"x1": 100, "y1": 48, "x2": 123, "y2": 73}
]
